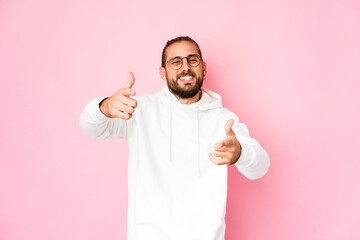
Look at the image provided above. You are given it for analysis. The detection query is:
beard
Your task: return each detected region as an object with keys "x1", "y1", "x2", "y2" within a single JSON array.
[{"x1": 166, "y1": 70, "x2": 204, "y2": 99}]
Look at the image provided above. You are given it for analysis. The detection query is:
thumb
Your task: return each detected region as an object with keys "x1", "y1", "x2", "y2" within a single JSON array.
[
  {"x1": 225, "y1": 119, "x2": 235, "y2": 136},
  {"x1": 123, "y1": 71, "x2": 135, "y2": 89}
]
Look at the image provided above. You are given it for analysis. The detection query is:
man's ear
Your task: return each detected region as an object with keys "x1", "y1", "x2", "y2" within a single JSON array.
[
  {"x1": 159, "y1": 67, "x2": 166, "y2": 81},
  {"x1": 202, "y1": 61, "x2": 207, "y2": 78}
]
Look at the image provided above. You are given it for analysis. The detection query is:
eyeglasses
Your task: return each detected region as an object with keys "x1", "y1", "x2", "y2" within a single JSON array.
[{"x1": 166, "y1": 54, "x2": 201, "y2": 70}]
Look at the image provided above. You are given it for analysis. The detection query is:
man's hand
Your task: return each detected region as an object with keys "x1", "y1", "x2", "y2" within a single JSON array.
[
  {"x1": 99, "y1": 72, "x2": 138, "y2": 120},
  {"x1": 209, "y1": 119, "x2": 242, "y2": 165}
]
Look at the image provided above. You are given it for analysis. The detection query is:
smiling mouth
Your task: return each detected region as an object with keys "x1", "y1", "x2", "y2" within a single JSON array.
[{"x1": 178, "y1": 75, "x2": 194, "y2": 83}]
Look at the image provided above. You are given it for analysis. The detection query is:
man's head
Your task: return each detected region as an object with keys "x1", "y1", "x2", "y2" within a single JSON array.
[{"x1": 160, "y1": 36, "x2": 206, "y2": 99}]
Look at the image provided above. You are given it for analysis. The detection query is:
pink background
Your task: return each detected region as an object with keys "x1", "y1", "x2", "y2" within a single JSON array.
[{"x1": 1, "y1": 0, "x2": 359, "y2": 239}]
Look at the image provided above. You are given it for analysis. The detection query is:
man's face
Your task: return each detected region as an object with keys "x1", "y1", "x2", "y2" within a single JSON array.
[{"x1": 161, "y1": 41, "x2": 206, "y2": 99}]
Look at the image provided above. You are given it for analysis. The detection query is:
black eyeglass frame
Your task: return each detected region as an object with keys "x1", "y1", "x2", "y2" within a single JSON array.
[{"x1": 166, "y1": 54, "x2": 202, "y2": 70}]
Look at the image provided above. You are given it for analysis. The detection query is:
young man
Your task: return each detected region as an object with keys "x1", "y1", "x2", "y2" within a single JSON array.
[{"x1": 79, "y1": 36, "x2": 270, "y2": 240}]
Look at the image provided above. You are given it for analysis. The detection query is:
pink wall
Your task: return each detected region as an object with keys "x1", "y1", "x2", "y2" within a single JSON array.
[{"x1": 1, "y1": 0, "x2": 359, "y2": 239}]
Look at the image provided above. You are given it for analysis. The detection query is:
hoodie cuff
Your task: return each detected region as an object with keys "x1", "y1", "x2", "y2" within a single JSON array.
[
  {"x1": 235, "y1": 141, "x2": 255, "y2": 168},
  {"x1": 87, "y1": 97, "x2": 110, "y2": 120}
]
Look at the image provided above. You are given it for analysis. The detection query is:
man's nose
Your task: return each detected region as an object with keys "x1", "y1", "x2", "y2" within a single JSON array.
[{"x1": 181, "y1": 58, "x2": 190, "y2": 71}]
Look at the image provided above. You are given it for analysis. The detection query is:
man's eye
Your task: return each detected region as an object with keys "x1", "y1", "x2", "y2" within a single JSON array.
[{"x1": 172, "y1": 61, "x2": 181, "y2": 64}]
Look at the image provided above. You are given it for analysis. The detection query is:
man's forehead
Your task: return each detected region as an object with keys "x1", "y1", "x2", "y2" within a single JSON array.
[{"x1": 166, "y1": 41, "x2": 200, "y2": 60}]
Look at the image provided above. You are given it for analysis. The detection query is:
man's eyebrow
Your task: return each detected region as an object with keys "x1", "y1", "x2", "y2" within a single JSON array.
[
  {"x1": 169, "y1": 54, "x2": 199, "y2": 60},
  {"x1": 169, "y1": 56, "x2": 181, "y2": 60}
]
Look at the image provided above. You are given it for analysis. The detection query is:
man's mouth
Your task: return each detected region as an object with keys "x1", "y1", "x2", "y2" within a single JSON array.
[{"x1": 178, "y1": 75, "x2": 195, "y2": 83}]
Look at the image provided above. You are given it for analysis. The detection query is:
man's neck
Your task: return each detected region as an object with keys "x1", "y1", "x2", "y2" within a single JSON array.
[{"x1": 174, "y1": 90, "x2": 202, "y2": 105}]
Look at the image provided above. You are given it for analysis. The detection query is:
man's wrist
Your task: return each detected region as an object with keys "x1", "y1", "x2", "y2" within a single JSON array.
[
  {"x1": 99, "y1": 97, "x2": 109, "y2": 115},
  {"x1": 232, "y1": 142, "x2": 242, "y2": 164}
]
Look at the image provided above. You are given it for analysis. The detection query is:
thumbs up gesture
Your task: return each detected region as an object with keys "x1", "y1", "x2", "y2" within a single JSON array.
[
  {"x1": 209, "y1": 119, "x2": 242, "y2": 165},
  {"x1": 99, "y1": 72, "x2": 138, "y2": 120}
]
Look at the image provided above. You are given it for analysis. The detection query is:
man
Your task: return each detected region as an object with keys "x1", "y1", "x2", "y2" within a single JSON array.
[{"x1": 79, "y1": 36, "x2": 270, "y2": 240}]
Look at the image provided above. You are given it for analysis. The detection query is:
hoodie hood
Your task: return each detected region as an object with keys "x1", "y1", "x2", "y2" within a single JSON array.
[
  {"x1": 160, "y1": 85, "x2": 223, "y2": 110},
  {"x1": 159, "y1": 85, "x2": 223, "y2": 176}
]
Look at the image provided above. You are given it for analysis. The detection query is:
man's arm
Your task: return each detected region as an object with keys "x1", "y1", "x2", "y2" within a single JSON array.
[
  {"x1": 79, "y1": 72, "x2": 138, "y2": 139},
  {"x1": 209, "y1": 118, "x2": 270, "y2": 180},
  {"x1": 232, "y1": 121, "x2": 270, "y2": 180}
]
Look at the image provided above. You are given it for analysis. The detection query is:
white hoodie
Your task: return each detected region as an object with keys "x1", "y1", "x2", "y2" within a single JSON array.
[{"x1": 79, "y1": 86, "x2": 270, "y2": 240}]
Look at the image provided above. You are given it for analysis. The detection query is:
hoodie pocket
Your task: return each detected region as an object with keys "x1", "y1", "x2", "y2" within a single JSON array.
[{"x1": 136, "y1": 193, "x2": 224, "y2": 240}]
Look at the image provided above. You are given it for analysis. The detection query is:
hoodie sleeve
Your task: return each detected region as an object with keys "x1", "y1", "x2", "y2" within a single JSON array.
[
  {"x1": 79, "y1": 97, "x2": 128, "y2": 139},
  {"x1": 232, "y1": 119, "x2": 270, "y2": 180}
]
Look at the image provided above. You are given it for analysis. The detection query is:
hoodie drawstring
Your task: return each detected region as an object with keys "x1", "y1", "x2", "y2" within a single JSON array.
[
  {"x1": 195, "y1": 108, "x2": 200, "y2": 177},
  {"x1": 169, "y1": 97, "x2": 173, "y2": 162},
  {"x1": 168, "y1": 99, "x2": 200, "y2": 177}
]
